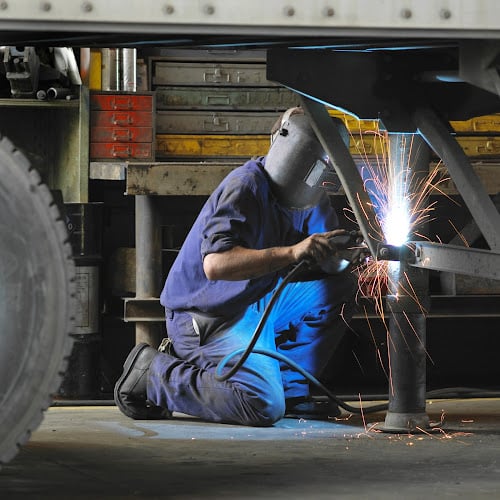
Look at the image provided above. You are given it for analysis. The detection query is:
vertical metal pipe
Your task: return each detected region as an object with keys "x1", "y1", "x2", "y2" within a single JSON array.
[
  {"x1": 135, "y1": 195, "x2": 162, "y2": 347},
  {"x1": 383, "y1": 133, "x2": 431, "y2": 432},
  {"x1": 121, "y1": 48, "x2": 137, "y2": 92}
]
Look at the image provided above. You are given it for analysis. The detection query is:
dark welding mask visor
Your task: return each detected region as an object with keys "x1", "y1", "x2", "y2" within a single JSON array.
[{"x1": 265, "y1": 110, "x2": 347, "y2": 208}]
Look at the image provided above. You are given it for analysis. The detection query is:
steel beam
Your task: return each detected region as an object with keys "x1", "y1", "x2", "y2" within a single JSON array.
[
  {"x1": 300, "y1": 96, "x2": 382, "y2": 257},
  {"x1": 410, "y1": 241, "x2": 500, "y2": 280},
  {"x1": 120, "y1": 295, "x2": 500, "y2": 321},
  {"x1": 414, "y1": 107, "x2": 500, "y2": 252}
]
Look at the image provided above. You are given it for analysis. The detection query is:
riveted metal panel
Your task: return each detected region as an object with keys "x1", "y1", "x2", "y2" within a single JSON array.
[{"x1": 2, "y1": 1, "x2": 500, "y2": 39}]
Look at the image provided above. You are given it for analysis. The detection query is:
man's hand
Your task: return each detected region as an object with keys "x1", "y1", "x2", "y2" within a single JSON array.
[{"x1": 291, "y1": 229, "x2": 348, "y2": 266}]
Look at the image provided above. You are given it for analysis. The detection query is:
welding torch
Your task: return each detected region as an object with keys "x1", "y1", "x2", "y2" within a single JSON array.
[{"x1": 307, "y1": 229, "x2": 370, "y2": 274}]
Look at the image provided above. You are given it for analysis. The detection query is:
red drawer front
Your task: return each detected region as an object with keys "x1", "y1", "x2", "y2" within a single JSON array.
[
  {"x1": 91, "y1": 111, "x2": 153, "y2": 127},
  {"x1": 90, "y1": 127, "x2": 153, "y2": 143},
  {"x1": 90, "y1": 142, "x2": 153, "y2": 160},
  {"x1": 90, "y1": 94, "x2": 153, "y2": 111}
]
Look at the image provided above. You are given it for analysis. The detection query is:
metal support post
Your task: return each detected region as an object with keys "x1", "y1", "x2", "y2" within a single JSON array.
[
  {"x1": 135, "y1": 195, "x2": 162, "y2": 347},
  {"x1": 382, "y1": 133, "x2": 431, "y2": 432}
]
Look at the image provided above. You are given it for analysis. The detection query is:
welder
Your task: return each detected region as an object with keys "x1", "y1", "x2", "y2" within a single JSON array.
[{"x1": 115, "y1": 108, "x2": 358, "y2": 426}]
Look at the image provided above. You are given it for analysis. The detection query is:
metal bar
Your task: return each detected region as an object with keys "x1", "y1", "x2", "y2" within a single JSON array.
[
  {"x1": 414, "y1": 107, "x2": 500, "y2": 252},
  {"x1": 300, "y1": 96, "x2": 382, "y2": 257},
  {"x1": 410, "y1": 241, "x2": 500, "y2": 280},
  {"x1": 121, "y1": 295, "x2": 500, "y2": 321},
  {"x1": 134, "y1": 195, "x2": 162, "y2": 347}
]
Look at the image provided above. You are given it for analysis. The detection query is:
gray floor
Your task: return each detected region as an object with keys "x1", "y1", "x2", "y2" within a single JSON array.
[{"x1": 1, "y1": 399, "x2": 499, "y2": 499}]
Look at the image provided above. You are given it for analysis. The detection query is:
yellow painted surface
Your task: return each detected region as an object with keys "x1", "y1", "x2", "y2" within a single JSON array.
[{"x1": 89, "y1": 49, "x2": 102, "y2": 90}]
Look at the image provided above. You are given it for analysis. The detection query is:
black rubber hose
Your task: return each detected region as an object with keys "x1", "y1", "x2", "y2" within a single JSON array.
[{"x1": 214, "y1": 260, "x2": 388, "y2": 414}]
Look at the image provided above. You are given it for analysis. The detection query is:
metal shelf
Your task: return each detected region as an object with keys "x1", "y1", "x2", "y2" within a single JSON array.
[{"x1": 0, "y1": 97, "x2": 80, "y2": 109}]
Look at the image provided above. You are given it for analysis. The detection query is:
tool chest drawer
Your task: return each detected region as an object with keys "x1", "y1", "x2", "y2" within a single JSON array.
[
  {"x1": 152, "y1": 62, "x2": 273, "y2": 87},
  {"x1": 155, "y1": 86, "x2": 298, "y2": 111},
  {"x1": 90, "y1": 93, "x2": 153, "y2": 111},
  {"x1": 156, "y1": 134, "x2": 269, "y2": 159},
  {"x1": 156, "y1": 110, "x2": 280, "y2": 134},
  {"x1": 150, "y1": 55, "x2": 287, "y2": 161},
  {"x1": 90, "y1": 91, "x2": 155, "y2": 161},
  {"x1": 90, "y1": 142, "x2": 153, "y2": 160},
  {"x1": 90, "y1": 127, "x2": 153, "y2": 143},
  {"x1": 91, "y1": 111, "x2": 153, "y2": 128}
]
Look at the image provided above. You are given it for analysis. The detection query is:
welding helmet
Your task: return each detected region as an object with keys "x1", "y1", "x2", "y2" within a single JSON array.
[{"x1": 265, "y1": 109, "x2": 346, "y2": 209}]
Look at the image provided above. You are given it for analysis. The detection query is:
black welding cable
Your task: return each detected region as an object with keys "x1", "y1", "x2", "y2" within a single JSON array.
[
  {"x1": 218, "y1": 346, "x2": 388, "y2": 414},
  {"x1": 214, "y1": 259, "x2": 388, "y2": 415},
  {"x1": 214, "y1": 259, "x2": 309, "y2": 383}
]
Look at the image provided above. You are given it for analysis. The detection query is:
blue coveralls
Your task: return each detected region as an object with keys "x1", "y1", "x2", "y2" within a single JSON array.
[{"x1": 147, "y1": 158, "x2": 356, "y2": 426}]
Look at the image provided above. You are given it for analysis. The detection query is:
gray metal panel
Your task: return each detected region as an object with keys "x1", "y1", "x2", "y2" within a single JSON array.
[
  {"x1": 155, "y1": 86, "x2": 299, "y2": 111},
  {"x1": 2, "y1": 1, "x2": 500, "y2": 39},
  {"x1": 152, "y1": 62, "x2": 272, "y2": 87},
  {"x1": 156, "y1": 110, "x2": 279, "y2": 134}
]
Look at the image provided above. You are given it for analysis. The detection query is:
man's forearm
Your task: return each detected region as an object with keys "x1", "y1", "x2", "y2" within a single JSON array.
[{"x1": 203, "y1": 246, "x2": 296, "y2": 281}]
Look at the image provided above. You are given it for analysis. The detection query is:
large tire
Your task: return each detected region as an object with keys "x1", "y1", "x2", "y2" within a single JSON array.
[{"x1": 0, "y1": 135, "x2": 75, "y2": 465}]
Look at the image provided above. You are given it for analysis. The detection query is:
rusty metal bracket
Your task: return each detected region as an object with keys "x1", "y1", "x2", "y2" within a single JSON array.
[{"x1": 123, "y1": 297, "x2": 164, "y2": 322}]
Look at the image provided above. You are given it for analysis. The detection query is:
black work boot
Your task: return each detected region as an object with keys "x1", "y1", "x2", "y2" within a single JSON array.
[
  {"x1": 114, "y1": 343, "x2": 171, "y2": 420},
  {"x1": 285, "y1": 396, "x2": 341, "y2": 420}
]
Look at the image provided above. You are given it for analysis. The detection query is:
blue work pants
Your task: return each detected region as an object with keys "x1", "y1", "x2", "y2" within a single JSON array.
[{"x1": 147, "y1": 273, "x2": 355, "y2": 426}]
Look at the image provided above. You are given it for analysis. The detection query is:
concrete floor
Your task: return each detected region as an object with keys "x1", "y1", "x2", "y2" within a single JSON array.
[{"x1": 1, "y1": 399, "x2": 499, "y2": 499}]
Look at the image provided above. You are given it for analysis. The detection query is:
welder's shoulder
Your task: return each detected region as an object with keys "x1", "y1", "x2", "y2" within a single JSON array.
[{"x1": 223, "y1": 160, "x2": 267, "y2": 194}]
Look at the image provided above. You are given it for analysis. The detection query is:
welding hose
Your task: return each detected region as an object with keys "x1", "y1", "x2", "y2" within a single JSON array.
[
  {"x1": 217, "y1": 346, "x2": 388, "y2": 415},
  {"x1": 214, "y1": 259, "x2": 388, "y2": 415},
  {"x1": 214, "y1": 260, "x2": 308, "y2": 383}
]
